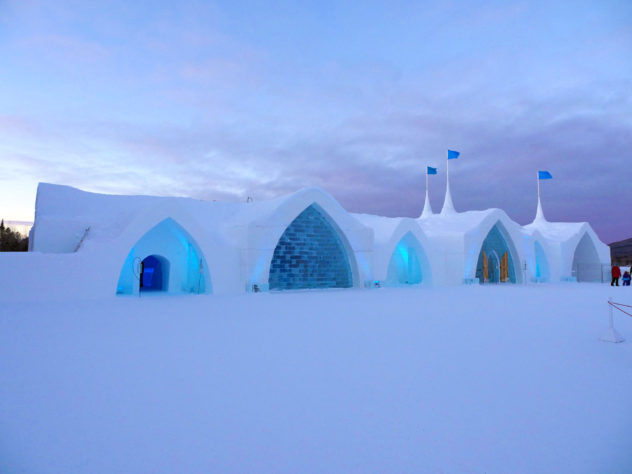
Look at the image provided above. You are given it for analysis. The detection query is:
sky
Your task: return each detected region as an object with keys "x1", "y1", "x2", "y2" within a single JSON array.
[{"x1": 1, "y1": 0, "x2": 631, "y2": 243}]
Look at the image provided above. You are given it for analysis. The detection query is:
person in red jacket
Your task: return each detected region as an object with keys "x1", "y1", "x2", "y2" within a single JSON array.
[{"x1": 611, "y1": 265, "x2": 621, "y2": 286}]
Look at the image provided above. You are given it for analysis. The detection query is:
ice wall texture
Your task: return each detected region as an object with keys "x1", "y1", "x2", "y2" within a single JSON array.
[{"x1": 269, "y1": 205, "x2": 352, "y2": 290}]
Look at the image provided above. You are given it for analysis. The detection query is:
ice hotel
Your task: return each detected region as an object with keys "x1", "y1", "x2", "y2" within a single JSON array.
[{"x1": 24, "y1": 165, "x2": 610, "y2": 299}]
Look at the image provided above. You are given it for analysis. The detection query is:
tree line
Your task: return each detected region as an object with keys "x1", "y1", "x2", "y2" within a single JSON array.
[{"x1": 0, "y1": 220, "x2": 29, "y2": 252}]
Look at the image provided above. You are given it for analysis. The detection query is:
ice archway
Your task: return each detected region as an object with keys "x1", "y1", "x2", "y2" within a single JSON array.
[
  {"x1": 268, "y1": 204, "x2": 354, "y2": 290},
  {"x1": 534, "y1": 241, "x2": 550, "y2": 282},
  {"x1": 572, "y1": 232, "x2": 601, "y2": 282},
  {"x1": 116, "y1": 218, "x2": 211, "y2": 295},
  {"x1": 475, "y1": 222, "x2": 519, "y2": 284},
  {"x1": 386, "y1": 231, "x2": 428, "y2": 285}
]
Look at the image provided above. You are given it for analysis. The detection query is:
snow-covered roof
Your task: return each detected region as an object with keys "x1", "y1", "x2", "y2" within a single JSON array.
[
  {"x1": 523, "y1": 219, "x2": 588, "y2": 242},
  {"x1": 352, "y1": 213, "x2": 408, "y2": 246},
  {"x1": 32, "y1": 183, "x2": 332, "y2": 248},
  {"x1": 34, "y1": 183, "x2": 239, "y2": 241},
  {"x1": 418, "y1": 208, "x2": 518, "y2": 237},
  {"x1": 31, "y1": 183, "x2": 375, "y2": 267}
]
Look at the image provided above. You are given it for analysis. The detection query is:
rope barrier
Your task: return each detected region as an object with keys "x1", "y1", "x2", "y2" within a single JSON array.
[
  {"x1": 601, "y1": 298, "x2": 627, "y2": 343},
  {"x1": 608, "y1": 301, "x2": 632, "y2": 318},
  {"x1": 610, "y1": 301, "x2": 632, "y2": 308}
]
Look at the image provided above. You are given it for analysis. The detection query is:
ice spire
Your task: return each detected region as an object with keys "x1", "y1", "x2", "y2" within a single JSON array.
[
  {"x1": 532, "y1": 170, "x2": 553, "y2": 224},
  {"x1": 534, "y1": 193, "x2": 546, "y2": 223},
  {"x1": 441, "y1": 178, "x2": 455, "y2": 214},
  {"x1": 420, "y1": 167, "x2": 434, "y2": 219},
  {"x1": 533, "y1": 171, "x2": 548, "y2": 224},
  {"x1": 441, "y1": 150, "x2": 459, "y2": 215},
  {"x1": 420, "y1": 186, "x2": 433, "y2": 218}
]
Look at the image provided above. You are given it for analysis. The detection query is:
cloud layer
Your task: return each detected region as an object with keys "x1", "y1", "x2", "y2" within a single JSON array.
[{"x1": 1, "y1": 0, "x2": 631, "y2": 242}]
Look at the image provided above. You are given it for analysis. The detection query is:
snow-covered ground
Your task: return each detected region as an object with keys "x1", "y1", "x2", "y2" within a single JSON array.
[{"x1": 1, "y1": 284, "x2": 632, "y2": 473}]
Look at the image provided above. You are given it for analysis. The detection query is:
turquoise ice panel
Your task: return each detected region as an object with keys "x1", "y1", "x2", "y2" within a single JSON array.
[{"x1": 269, "y1": 205, "x2": 353, "y2": 290}]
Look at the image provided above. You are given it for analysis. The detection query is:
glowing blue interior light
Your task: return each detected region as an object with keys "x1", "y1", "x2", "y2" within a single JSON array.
[
  {"x1": 386, "y1": 232, "x2": 424, "y2": 286},
  {"x1": 116, "y1": 217, "x2": 211, "y2": 296},
  {"x1": 534, "y1": 241, "x2": 550, "y2": 282},
  {"x1": 140, "y1": 255, "x2": 166, "y2": 291},
  {"x1": 143, "y1": 266, "x2": 155, "y2": 286}
]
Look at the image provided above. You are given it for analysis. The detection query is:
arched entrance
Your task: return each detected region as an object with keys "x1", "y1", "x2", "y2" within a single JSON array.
[
  {"x1": 572, "y1": 233, "x2": 601, "y2": 282},
  {"x1": 481, "y1": 249, "x2": 501, "y2": 283},
  {"x1": 140, "y1": 255, "x2": 169, "y2": 292},
  {"x1": 268, "y1": 204, "x2": 353, "y2": 290},
  {"x1": 386, "y1": 231, "x2": 425, "y2": 285},
  {"x1": 534, "y1": 241, "x2": 550, "y2": 282},
  {"x1": 116, "y1": 218, "x2": 210, "y2": 295},
  {"x1": 475, "y1": 222, "x2": 518, "y2": 284}
]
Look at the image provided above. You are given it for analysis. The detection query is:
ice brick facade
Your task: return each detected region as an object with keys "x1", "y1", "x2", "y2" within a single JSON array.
[{"x1": 269, "y1": 205, "x2": 352, "y2": 290}]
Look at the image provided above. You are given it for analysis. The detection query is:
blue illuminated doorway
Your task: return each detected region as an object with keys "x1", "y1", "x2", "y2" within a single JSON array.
[
  {"x1": 140, "y1": 255, "x2": 169, "y2": 292},
  {"x1": 116, "y1": 218, "x2": 211, "y2": 296},
  {"x1": 534, "y1": 241, "x2": 550, "y2": 282},
  {"x1": 386, "y1": 231, "x2": 424, "y2": 285}
]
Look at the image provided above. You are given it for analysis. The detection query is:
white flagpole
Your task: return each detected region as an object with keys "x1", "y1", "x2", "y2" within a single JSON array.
[
  {"x1": 447, "y1": 156, "x2": 450, "y2": 187},
  {"x1": 445, "y1": 156, "x2": 449, "y2": 203},
  {"x1": 441, "y1": 152, "x2": 456, "y2": 214},
  {"x1": 534, "y1": 171, "x2": 545, "y2": 223},
  {"x1": 426, "y1": 167, "x2": 429, "y2": 194},
  {"x1": 421, "y1": 166, "x2": 434, "y2": 218}
]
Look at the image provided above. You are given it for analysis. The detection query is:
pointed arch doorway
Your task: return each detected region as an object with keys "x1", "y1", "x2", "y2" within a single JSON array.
[
  {"x1": 268, "y1": 204, "x2": 355, "y2": 290},
  {"x1": 116, "y1": 218, "x2": 211, "y2": 296},
  {"x1": 475, "y1": 222, "x2": 518, "y2": 284}
]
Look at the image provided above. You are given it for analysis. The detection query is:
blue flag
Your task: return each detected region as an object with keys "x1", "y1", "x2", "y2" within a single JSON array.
[
  {"x1": 448, "y1": 150, "x2": 460, "y2": 160},
  {"x1": 427, "y1": 166, "x2": 437, "y2": 175},
  {"x1": 538, "y1": 171, "x2": 553, "y2": 180}
]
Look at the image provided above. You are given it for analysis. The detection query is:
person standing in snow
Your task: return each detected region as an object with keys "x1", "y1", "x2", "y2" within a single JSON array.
[
  {"x1": 622, "y1": 271, "x2": 631, "y2": 287},
  {"x1": 611, "y1": 265, "x2": 621, "y2": 286}
]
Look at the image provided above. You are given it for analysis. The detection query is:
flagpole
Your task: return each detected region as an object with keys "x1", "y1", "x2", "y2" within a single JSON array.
[
  {"x1": 426, "y1": 167, "x2": 429, "y2": 194},
  {"x1": 445, "y1": 155, "x2": 450, "y2": 200},
  {"x1": 421, "y1": 166, "x2": 433, "y2": 218},
  {"x1": 441, "y1": 151, "x2": 456, "y2": 214},
  {"x1": 447, "y1": 156, "x2": 450, "y2": 187},
  {"x1": 534, "y1": 171, "x2": 545, "y2": 223}
]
